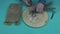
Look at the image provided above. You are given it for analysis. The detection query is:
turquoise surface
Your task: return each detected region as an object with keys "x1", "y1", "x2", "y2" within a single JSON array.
[{"x1": 0, "y1": 0, "x2": 60, "y2": 34}]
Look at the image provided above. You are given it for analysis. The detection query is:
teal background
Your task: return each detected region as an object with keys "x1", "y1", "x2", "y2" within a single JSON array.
[{"x1": 0, "y1": 0, "x2": 60, "y2": 34}]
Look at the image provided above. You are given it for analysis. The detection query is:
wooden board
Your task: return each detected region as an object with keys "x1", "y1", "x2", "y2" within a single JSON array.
[
  {"x1": 5, "y1": 4, "x2": 21, "y2": 25},
  {"x1": 23, "y1": 7, "x2": 48, "y2": 28}
]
